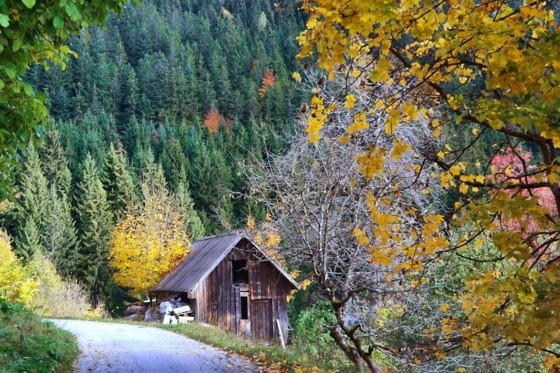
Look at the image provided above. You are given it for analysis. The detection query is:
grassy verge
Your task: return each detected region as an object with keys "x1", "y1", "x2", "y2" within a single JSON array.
[
  {"x1": 155, "y1": 322, "x2": 353, "y2": 372},
  {"x1": 0, "y1": 299, "x2": 79, "y2": 373}
]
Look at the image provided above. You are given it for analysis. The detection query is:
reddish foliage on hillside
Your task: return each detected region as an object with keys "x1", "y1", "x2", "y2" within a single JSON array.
[
  {"x1": 203, "y1": 108, "x2": 222, "y2": 133},
  {"x1": 259, "y1": 69, "x2": 276, "y2": 97}
]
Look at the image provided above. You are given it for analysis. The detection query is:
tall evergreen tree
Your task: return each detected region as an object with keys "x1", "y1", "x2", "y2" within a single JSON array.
[
  {"x1": 14, "y1": 146, "x2": 49, "y2": 259},
  {"x1": 174, "y1": 178, "x2": 205, "y2": 240},
  {"x1": 39, "y1": 120, "x2": 72, "y2": 195},
  {"x1": 102, "y1": 143, "x2": 137, "y2": 221},
  {"x1": 161, "y1": 138, "x2": 189, "y2": 192},
  {"x1": 75, "y1": 154, "x2": 113, "y2": 304},
  {"x1": 43, "y1": 185, "x2": 79, "y2": 278},
  {"x1": 16, "y1": 218, "x2": 42, "y2": 262},
  {"x1": 141, "y1": 149, "x2": 167, "y2": 197}
]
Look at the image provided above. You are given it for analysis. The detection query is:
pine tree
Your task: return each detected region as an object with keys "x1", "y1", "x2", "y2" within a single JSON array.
[
  {"x1": 102, "y1": 143, "x2": 137, "y2": 221},
  {"x1": 43, "y1": 185, "x2": 79, "y2": 278},
  {"x1": 75, "y1": 154, "x2": 113, "y2": 304}
]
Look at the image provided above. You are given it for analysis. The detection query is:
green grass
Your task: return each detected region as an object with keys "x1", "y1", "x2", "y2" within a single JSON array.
[
  {"x1": 0, "y1": 299, "x2": 79, "y2": 373},
  {"x1": 155, "y1": 322, "x2": 354, "y2": 372}
]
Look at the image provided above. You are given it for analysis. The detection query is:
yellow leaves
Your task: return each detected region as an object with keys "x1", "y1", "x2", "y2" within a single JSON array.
[
  {"x1": 516, "y1": 285, "x2": 537, "y2": 305},
  {"x1": 246, "y1": 215, "x2": 256, "y2": 230},
  {"x1": 110, "y1": 195, "x2": 190, "y2": 296},
  {"x1": 391, "y1": 139, "x2": 412, "y2": 160},
  {"x1": 402, "y1": 102, "x2": 419, "y2": 122},
  {"x1": 384, "y1": 107, "x2": 400, "y2": 136},
  {"x1": 300, "y1": 278, "x2": 312, "y2": 290},
  {"x1": 440, "y1": 171, "x2": 455, "y2": 189},
  {"x1": 344, "y1": 94, "x2": 356, "y2": 110},
  {"x1": 292, "y1": 72, "x2": 302, "y2": 82},
  {"x1": 338, "y1": 135, "x2": 350, "y2": 145},
  {"x1": 353, "y1": 227, "x2": 370, "y2": 246},
  {"x1": 544, "y1": 356, "x2": 560, "y2": 371},
  {"x1": 299, "y1": 0, "x2": 560, "y2": 357},
  {"x1": 519, "y1": 6, "x2": 546, "y2": 18},
  {"x1": 356, "y1": 146, "x2": 385, "y2": 179},
  {"x1": 449, "y1": 164, "x2": 463, "y2": 176},
  {"x1": 370, "y1": 57, "x2": 393, "y2": 83},
  {"x1": 370, "y1": 248, "x2": 392, "y2": 266},
  {"x1": 306, "y1": 96, "x2": 335, "y2": 144},
  {"x1": 347, "y1": 112, "x2": 369, "y2": 134},
  {"x1": 0, "y1": 231, "x2": 37, "y2": 306},
  {"x1": 439, "y1": 303, "x2": 450, "y2": 313},
  {"x1": 265, "y1": 232, "x2": 281, "y2": 247},
  {"x1": 547, "y1": 172, "x2": 559, "y2": 184}
]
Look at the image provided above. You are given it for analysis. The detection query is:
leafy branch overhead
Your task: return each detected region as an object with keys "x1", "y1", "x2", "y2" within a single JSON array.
[{"x1": 0, "y1": 0, "x2": 129, "y2": 199}]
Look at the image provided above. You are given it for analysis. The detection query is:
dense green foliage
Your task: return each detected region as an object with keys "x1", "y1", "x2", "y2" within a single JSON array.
[
  {"x1": 25, "y1": 0, "x2": 305, "y2": 231},
  {"x1": 0, "y1": 298, "x2": 78, "y2": 372},
  {"x1": 0, "y1": 0, "x2": 128, "y2": 200}
]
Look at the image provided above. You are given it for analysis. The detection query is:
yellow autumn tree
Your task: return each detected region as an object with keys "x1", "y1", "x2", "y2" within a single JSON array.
[
  {"x1": 110, "y1": 188, "x2": 190, "y2": 296},
  {"x1": 0, "y1": 231, "x2": 36, "y2": 306},
  {"x1": 298, "y1": 0, "x2": 560, "y2": 368}
]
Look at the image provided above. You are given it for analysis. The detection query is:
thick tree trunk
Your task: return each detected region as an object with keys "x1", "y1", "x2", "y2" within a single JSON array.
[
  {"x1": 329, "y1": 326, "x2": 366, "y2": 372},
  {"x1": 330, "y1": 300, "x2": 380, "y2": 373}
]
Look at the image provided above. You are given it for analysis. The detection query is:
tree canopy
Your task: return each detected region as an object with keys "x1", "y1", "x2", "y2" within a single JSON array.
[{"x1": 298, "y1": 0, "x2": 560, "y2": 368}]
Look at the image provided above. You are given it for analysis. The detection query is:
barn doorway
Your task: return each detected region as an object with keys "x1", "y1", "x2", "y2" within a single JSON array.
[{"x1": 250, "y1": 299, "x2": 273, "y2": 341}]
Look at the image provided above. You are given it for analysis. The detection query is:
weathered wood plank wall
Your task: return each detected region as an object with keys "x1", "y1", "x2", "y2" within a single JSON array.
[{"x1": 188, "y1": 242, "x2": 294, "y2": 342}]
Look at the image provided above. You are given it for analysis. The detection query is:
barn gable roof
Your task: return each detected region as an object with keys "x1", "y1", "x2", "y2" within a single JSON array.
[{"x1": 151, "y1": 232, "x2": 300, "y2": 293}]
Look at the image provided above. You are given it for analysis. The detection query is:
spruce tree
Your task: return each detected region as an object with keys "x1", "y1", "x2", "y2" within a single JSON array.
[
  {"x1": 39, "y1": 120, "x2": 72, "y2": 195},
  {"x1": 161, "y1": 139, "x2": 189, "y2": 192},
  {"x1": 16, "y1": 218, "x2": 42, "y2": 262},
  {"x1": 14, "y1": 146, "x2": 49, "y2": 259},
  {"x1": 75, "y1": 154, "x2": 113, "y2": 304},
  {"x1": 102, "y1": 143, "x2": 137, "y2": 221},
  {"x1": 174, "y1": 178, "x2": 205, "y2": 240},
  {"x1": 141, "y1": 149, "x2": 167, "y2": 197},
  {"x1": 43, "y1": 185, "x2": 79, "y2": 278}
]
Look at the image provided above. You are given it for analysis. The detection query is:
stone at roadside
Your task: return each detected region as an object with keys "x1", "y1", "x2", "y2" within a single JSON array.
[
  {"x1": 125, "y1": 305, "x2": 147, "y2": 316},
  {"x1": 144, "y1": 307, "x2": 159, "y2": 322}
]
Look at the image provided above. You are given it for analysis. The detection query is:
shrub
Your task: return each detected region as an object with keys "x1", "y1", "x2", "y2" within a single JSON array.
[
  {"x1": 291, "y1": 301, "x2": 352, "y2": 370},
  {"x1": 27, "y1": 251, "x2": 100, "y2": 319},
  {"x1": 0, "y1": 230, "x2": 99, "y2": 319}
]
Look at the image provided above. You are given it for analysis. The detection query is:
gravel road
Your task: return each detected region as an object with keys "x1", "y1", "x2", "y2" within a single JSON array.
[{"x1": 50, "y1": 319, "x2": 257, "y2": 373}]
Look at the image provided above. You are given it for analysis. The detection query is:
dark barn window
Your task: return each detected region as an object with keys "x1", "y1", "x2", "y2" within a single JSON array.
[
  {"x1": 232, "y1": 260, "x2": 249, "y2": 284},
  {"x1": 241, "y1": 296, "x2": 248, "y2": 320}
]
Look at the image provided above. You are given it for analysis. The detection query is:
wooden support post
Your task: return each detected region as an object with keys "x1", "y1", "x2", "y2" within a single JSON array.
[{"x1": 276, "y1": 318, "x2": 286, "y2": 349}]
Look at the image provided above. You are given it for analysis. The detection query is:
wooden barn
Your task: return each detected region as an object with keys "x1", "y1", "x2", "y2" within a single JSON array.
[{"x1": 151, "y1": 232, "x2": 300, "y2": 343}]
